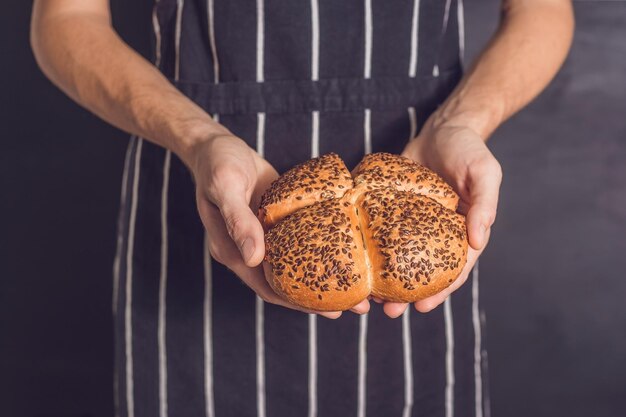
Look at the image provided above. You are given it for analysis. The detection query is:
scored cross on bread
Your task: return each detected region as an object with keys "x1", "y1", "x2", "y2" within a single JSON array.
[{"x1": 258, "y1": 153, "x2": 468, "y2": 311}]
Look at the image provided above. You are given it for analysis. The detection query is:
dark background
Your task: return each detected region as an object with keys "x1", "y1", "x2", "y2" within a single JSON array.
[{"x1": 1, "y1": 1, "x2": 625, "y2": 416}]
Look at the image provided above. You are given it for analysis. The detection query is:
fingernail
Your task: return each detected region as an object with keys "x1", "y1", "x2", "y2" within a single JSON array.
[{"x1": 241, "y1": 238, "x2": 255, "y2": 262}]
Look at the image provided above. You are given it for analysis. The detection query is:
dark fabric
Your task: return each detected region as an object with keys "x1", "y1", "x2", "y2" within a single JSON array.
[
  {"x1": 172, "y1": 74, "x2": 460, "y2": 115},
  {"x1": 114, "y1": 1, "x2": 487, "y2": 417}
]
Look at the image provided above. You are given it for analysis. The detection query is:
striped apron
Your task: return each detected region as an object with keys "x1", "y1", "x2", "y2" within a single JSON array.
[{"x1": 113, "y1": 1, "x2": 489, "y2": 416}]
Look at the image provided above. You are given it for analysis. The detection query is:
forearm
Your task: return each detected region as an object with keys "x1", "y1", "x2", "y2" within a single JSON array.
[
  {"x1": 31, "y1": 1, "x2": 226, "y2": 165},
  {"x1": 432, "y1": 0, "x2": 574, "y2": 139}
]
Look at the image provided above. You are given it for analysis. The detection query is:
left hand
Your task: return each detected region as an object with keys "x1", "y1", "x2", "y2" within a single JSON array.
[{"x1": 378, "y1": 117, "x2": 502, "y2": 318}]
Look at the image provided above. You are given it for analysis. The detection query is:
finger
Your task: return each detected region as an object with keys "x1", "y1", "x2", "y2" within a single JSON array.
[
  {"x1": 201, "y1": 203, "x2": 279, "y2": 301},
  {"x1": 413, "y1": 230, "x2": 488, "y2": 313},
  {"x1": 371, "y1": 296, "x2": 384, "y2": 304},
  {"x1": 232, "y1": 258, "x2": 343, "y2": 318},
  {"x1": 350, "y1": 299, "x2": 371, "y2": 315},
  {"x1": 400, "y1": 138, "x2": 427, "y2": 165},
  {"x1": 320, "y1": 312, "x2": 343, "y2": 319},
  {"x1": 466, "y1": 159, "x2": 502, "y2": 250},
  {"x1": 250, "y1": 159, "x2": 280, "y2": 210},
  {"x1": 383, "y1": 302, "x2": 408, "y2": 318},
  {"x1": 210, "y1": 182, "x2": 266, "y2": 267},
  {"x1": 201, "y1": 203, "x2": 333, "y2": 316}
]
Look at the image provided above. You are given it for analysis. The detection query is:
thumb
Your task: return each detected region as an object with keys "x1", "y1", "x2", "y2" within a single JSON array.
[
  {"x1": 212, "y1": 181, "x2": 266, "y2": 267},
  {"x1": 466, "y1": 159, "x2": 502, "y2": 250}
]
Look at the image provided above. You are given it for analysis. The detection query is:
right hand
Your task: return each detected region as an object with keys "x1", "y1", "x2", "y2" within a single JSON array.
[{"x1": 188, "y1": 133, "x2": 369, "y2": 318}]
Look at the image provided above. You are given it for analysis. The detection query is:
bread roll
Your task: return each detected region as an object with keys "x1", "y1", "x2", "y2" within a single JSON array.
[
  {"x1": 258, "y1": 153, "x2": 353, "y2": 230},
  {"x1": 259, "y1": 152, "x2": 468, "y2": 311},
  {"x1": 352, "y1": 152, "x2": 459, "y2": 211},
  {"x1": 263, "y1": 198, "x2": 371, "y2": 311}
]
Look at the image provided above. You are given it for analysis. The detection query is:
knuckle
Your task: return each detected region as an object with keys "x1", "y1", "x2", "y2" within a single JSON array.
[
  {"x1": 209, "y1": 163, "x2": 250, "y2": 194},
  {"x1": 477, "y1": 202, "x2": 498, "y2": 226},
  {"x1": 473, "y1": 156, "x2": 502, "y2": 178},
  {"x1": 207, "y1": 164, "x2": 230, "y2": 194},
  {"x1": 491, "y1": 158, "x2": 503, "y2": 178},
  {"x1": 210, "y1": 162, "x2": 232, "y2": 184},
  {"x1": 223, "y1": 213, "x2": 244, "y2": 240}
]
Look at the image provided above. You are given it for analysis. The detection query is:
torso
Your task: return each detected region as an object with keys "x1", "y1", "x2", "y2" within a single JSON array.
[{"x1": 113, "y1": 1, "x2": 488, "y2": 416}]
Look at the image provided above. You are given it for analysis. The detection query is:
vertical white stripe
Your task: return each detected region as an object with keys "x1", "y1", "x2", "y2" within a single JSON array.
[
  {"x1": 256, "y1": 112, "x2": 266, "y2": 417},
  {"x1": 457, "y1": 0, "x2": 465, "y2": 67},
  {"x1": 256, "y1": 296, "x2": 266, "y2": 417},
  {"x1": 359, "y1": 4, "x2": 373, "y2": 414},
  {"x1": 256, "y1": 113, "x2": 266, "y2": 159},
  {"x1": 408, "y1": 0, "x2": 420, "y2": 78},
  {"x1": 433, "y1": 0, "x2": 452, "y2": 78},
  {"x1": 158, "y1": 151, "x2": 171, "y2": 417},
  {"x1": 310, "y1": 0, "x2": 320, "y2": 82},
  {"x1": 174, "y1": 0, "x2": 184, "y2": 81},
  {"x1": 439, "y1": 7, "x2": 465, "y2": 413},
  {"x1": 207, "y1": 0, "x2": 219, "y2": 84},
  {"x1": 112, "y1": 138, "x2": 134, "y2": 417},
  {"x1": 364, "y1": 109, "x2": 372, "y2": 155},
  {"x1": 403, "y1": 5, "x2": 420, "y2": 415},
  {"x1": 205, "y1": 0, "x2": 219, "y2": 400},
  {"x1": 254, "y1": 125, "x2": 265, "y2": 417},
  {"x1": 401, "y1": 309, "x2": 414, "y2": 417},
  {"x1": 156, "y1": 10, "x2": 182, "y2": 414},
  {"x1": 309, "y1": 4, "x2": 320, "y2": 415},
  {"x1": 442, "y1": 0, "x2": 452, "y2": 36},
  {"x1": 363, "y1": 0, "x2": 373, "y2": 79},
  {"x1": 407, "y1": 107, "x2": 417, "y2": 142},
  {"x1": 119, "y1": 4, "x2": 162, "y2": 416},
  {"x1": 481, "y1": 310, "x2": 491, "y2": 417},
  {"x1": 472, "y1": 263, "x2": 483, "y2": 417},
  {"x1": 255, "y1": 0, "x2": 266, "y2": 413},
  {"x1": 444, "y1": 298, "x2": 455, "y2": 417},
  {"x1": 113, "y1": 140, "x2": 134, "y2": 316},
  {"x1": 308, "y1": 314, "x2": 318, "y2": 417},
  {"x1": 309, "y1": 12, "x2": 320, "y2": 407},
  {"x1": 203, "y1": 235, "x2": 215, "y2": 417},
  {"x1": 125, "y1": 139, "x2": 143, "y2": 417},
  {"x1": 256, "y1": 0, "x2": 265, "y2": 82},
  {"x1": 204, "y1": 0, "x2": 219, "y2": 403},
  {"x1": 311, "y1": 111, "x2": 320, "y2": 159},
  {"x1": 152, "y1": 4, "x2": 163, "y2": 68},
  {"x1": 357, "y1": 314, "x2": 368, "y2": 417}
]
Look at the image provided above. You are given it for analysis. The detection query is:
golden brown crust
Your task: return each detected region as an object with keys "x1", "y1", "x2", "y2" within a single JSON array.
[
  {"x1": 353, "y1": 152, "x2": 459, "y2": 211},
  {"x1": 263, "y1": 199, "x2": 370, "y2": 311},
  {"x1": 359, "y1": 188, "x2": 467, "y2": 302},
  {"x1": 258, "y1": 153, "x2": 353, "y2": 230},
  {"x1": 259, "y1": 152, "x2": 468, "y2": 311}
]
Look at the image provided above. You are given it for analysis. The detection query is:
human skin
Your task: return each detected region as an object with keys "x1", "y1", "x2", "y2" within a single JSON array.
[{"x1": 31, "y1": 0, "x2": 574, "y2": 318}]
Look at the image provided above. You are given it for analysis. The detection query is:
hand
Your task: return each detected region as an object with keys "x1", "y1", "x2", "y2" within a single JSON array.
[
  {"x1": 189, "y1": 133, "x2": 369, "y2": 318},
  {"x1": 378, "y1": 118, "x2": 502, "y2": 318}
]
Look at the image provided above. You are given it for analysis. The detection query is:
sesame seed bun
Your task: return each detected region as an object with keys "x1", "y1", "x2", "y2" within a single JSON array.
[
  {"x1": 258, "y1": 153, "x2": 353, "y2": 230},
  {"x1": 259, "y1": 152, "x2": 468, "y2": 311},
  {"x1": 352, "y1": 152, "x2": 459, "y2": 211}
]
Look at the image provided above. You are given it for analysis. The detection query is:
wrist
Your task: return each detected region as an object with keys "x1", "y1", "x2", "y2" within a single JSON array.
[
  {"x1": 169, "y1": 117, "x2": 232, "y2": 169},
  {"x1": 429, "y1": 91, "x2": 505, "y2": 140}
]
